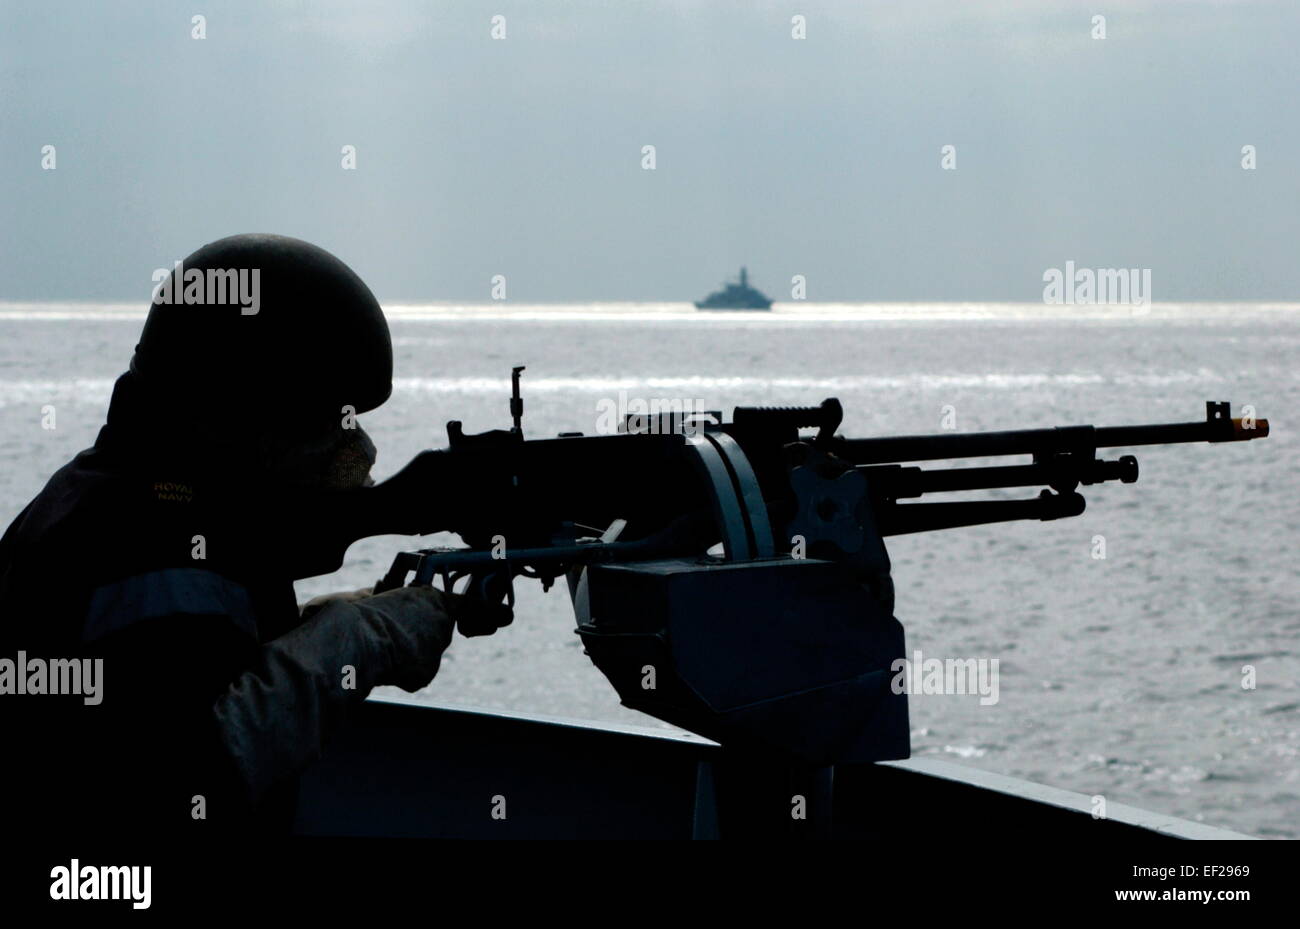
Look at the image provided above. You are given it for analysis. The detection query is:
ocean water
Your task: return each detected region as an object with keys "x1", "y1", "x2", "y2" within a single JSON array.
[{"x1": 1, "y1": 301, "x2": 1296, "y2": 838}]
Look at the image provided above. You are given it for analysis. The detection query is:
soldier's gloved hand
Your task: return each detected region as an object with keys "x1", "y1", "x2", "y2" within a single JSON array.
[
  {"x1": 213, "y1": 584, "x2": 459, "y2": 805},
  {"x1": 347, "y1": 585, "x2": 460, "y2": 691}
]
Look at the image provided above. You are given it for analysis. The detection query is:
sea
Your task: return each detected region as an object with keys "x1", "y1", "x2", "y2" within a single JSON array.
[{"x1": 1, "y1": 300, "x2": 1296, "y2": 838}]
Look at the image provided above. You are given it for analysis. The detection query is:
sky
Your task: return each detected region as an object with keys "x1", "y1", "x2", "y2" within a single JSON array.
[{"x1": 1, "y1": 0, "x2": 1298, "y2": 303}]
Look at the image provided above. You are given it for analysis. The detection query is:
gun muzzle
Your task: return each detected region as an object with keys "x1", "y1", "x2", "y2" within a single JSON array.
[{"x1": 1232, "y1": 417, "x2": 1269, "y2": 439}]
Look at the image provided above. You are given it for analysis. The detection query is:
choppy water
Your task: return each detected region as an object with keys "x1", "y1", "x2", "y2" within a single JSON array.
[{"x1": 1, "y1": 302, "x2": 1296, "y2": 838}]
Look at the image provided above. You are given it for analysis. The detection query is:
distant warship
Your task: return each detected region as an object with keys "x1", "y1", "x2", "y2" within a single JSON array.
[{"x1": 694, "y1": 267, "x2": 772, "y2": 310}]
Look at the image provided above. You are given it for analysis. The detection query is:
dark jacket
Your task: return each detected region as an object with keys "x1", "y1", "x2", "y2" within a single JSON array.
[{"x1": 0, "y1": 373, "x2": 309, "y2": 835}]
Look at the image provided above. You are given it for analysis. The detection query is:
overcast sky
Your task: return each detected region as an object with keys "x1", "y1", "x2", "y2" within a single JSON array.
[{"x1": 2, "y1": 0, "x2": 1297, "y2": 302}]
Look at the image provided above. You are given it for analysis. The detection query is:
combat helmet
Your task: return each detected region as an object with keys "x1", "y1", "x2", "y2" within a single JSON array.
[{"x1": 130, "y1": 234, "x2": 392, "y2": 426}]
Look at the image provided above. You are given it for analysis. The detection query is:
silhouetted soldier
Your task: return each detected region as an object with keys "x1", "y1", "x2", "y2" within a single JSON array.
[{"x1": 0, "y1": 234, "x2": 506, "y2": 835}]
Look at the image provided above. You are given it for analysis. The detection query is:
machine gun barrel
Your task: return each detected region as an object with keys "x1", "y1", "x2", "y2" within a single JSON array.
[{"x1": 831, "y1": 401, "x2": 1268, "y2": 466}]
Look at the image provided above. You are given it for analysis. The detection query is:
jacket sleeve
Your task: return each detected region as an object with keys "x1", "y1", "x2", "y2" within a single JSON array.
[
  {"x1": 82, "y1": 571, "x2": 454, "y2": 832},
  {"x1": 211, "y1": 587, "x2": 455, "y2": 810}
]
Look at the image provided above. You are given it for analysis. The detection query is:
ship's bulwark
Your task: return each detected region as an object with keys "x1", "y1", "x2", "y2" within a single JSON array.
[{"x1": 294, "y1": 698, "x2": 1252, "y2": 839}]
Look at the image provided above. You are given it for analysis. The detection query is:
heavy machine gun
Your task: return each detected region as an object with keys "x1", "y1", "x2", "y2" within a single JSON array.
[{"x1": 375, "y1": 368, "x2": 1268, "y2": 768}]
